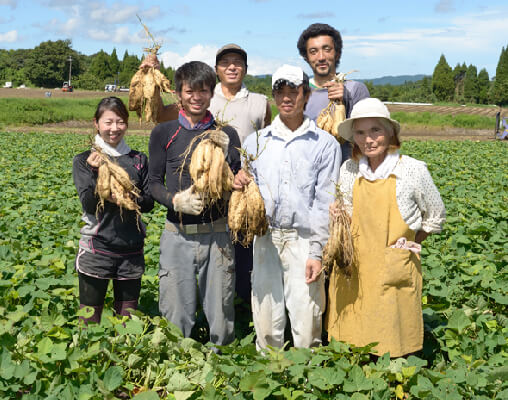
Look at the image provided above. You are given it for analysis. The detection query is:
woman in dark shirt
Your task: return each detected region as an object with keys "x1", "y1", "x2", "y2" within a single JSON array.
[{"x1": 72, "y1": 97, "x2": 153, "y2": 324}]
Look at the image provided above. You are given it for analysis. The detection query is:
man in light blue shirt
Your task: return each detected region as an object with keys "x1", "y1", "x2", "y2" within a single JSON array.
[{"x1": 234, "y1": 65, "x2": 341, "y2": 349}]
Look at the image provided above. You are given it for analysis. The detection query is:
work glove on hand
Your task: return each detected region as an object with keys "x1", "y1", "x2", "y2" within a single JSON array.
[
  {"x1": 208, "y1": 130, "x2": 230, "y2": 155},
  {"x1": 173, "y1": 186, "x2": 205, "y2": 215}
]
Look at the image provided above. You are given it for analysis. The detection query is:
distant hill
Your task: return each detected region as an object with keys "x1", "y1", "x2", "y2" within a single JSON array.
[
  {"x1": 358, "y1": 75, "x2": 429, "y2": 86},
  {"x1": 252, "y1": 74, "x2": 429, "y2": 86}
]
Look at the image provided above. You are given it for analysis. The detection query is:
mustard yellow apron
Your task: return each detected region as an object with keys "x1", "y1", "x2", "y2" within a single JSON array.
[{"x1": 326, "y1": 174, "x2": 423, "y2": 357}]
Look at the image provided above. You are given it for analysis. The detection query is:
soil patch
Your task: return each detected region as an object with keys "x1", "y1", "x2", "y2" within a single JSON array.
[
  {"x1": 0, "y1": 87, "x2": 129, "y2": 99},
  {"x1": 4, "y1": 120, "x2": 498, "y2": 141}
]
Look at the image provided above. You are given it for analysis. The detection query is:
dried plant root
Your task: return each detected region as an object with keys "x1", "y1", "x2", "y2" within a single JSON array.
[
  {"x1": 316, "y1": 70, "x2": 357, "y2": 143},
  {"x1": 187, "y1": 130, "x2": 232, "y2": 203},
  {"x1": 129, "y1": 18, "x2": 172, "y2": 123},
  {"x1": 93, "y1": 146, "x2": 141, "y2": 224},
  {"x1": 322, "y1": 188, "x2": 355, "y2": 277},
  {"x1": 129, "y1": 67, "x2": 171, "y2": 123},
  {"x1": 228, "y1": 177, "x2": 268, "y2": 247}
]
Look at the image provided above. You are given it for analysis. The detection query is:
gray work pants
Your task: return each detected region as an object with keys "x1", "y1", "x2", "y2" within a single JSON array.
[{"x1": 158, "y1": 228, "x2": 235, "y2": 346}]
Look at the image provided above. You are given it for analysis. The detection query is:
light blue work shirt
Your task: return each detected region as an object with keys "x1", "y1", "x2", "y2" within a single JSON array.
[{"x1": 243, "y1": 119, "x2": 341, "y2": 260}]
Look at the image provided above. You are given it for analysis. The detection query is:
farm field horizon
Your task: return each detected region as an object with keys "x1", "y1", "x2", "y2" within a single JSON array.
[
  {"x1": 1, "y1": 87, "x2": 504, "y2": 141},
  {"x1": 0, "y1": 129, "x2": 506, "y2": 399}
]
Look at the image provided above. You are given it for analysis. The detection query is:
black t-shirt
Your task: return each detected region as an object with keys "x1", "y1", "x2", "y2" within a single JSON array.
[{"x1": 148, "y1": 120, "x2": 241, "y2": 225}]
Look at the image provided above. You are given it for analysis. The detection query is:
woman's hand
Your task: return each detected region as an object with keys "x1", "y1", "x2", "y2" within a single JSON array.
[
  {"x1": 232, "y1": 169, "x2": 251, "y2": 190},
  {"x1": 329, "y1": 202, "x2": 339, "y2": 218},
  {"x1": 86, "y1": 151, "x2": 101, "y2": 168}
]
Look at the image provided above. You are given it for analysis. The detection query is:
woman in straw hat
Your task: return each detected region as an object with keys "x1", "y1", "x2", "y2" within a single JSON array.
[{"x1": 326, "y1": 98, "x2": 446, "y2": 357}]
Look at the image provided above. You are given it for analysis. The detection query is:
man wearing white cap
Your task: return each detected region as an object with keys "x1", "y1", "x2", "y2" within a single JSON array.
[{"x1": 233, "y1": 64, "x2": 341, "y2": 349}]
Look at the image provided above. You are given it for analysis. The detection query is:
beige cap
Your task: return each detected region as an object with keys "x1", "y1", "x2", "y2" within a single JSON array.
[
  {"x1": 216, "y1": 43, "x2": 247, "y2": 65},
  {"x1": 338, "y1": 98, "x2": 400, "y2": 142}
]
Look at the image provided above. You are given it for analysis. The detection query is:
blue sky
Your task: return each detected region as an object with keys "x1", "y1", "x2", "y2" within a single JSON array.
[{"x1": 1, "y1": 0, "x2": 506, "y2": 80}]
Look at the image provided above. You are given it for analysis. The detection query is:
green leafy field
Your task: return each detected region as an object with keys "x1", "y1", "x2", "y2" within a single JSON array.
[
  {"x1": 0, "y1": 97, "x2": 496, "y2": 130},
  {"x1": 0, "y1": 132, "x2": 506, "y2": 399}
]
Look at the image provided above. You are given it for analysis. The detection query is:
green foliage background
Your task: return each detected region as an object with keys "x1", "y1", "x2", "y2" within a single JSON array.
[
  {"x1": 1, "y1": 40, "x2": 507, "y2": 106},
  {"x1": 0, "y1": 132, "x2": 506, "y2": 399}
]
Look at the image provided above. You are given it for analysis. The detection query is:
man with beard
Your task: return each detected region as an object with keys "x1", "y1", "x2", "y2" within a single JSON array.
[{"x1": 297, "y1": 23, "x2": 369, "y2": 162}]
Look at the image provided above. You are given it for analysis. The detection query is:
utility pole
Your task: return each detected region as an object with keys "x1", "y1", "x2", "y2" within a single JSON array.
[{"x1": 67, "y1": 55, "x2": 73, "y2": 86}]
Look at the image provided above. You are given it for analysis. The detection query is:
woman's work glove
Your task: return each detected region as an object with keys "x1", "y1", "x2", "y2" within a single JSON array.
[
  {"x1": 208, "y1": 130, "x2": 230, "y2": 155},
  {"x1": 173, "y1": 186, "x2": 205, "y2": 215}
]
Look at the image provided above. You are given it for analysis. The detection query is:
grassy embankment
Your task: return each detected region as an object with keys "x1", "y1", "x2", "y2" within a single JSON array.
[{"x1": 0, "y1": 97, "x2": 496, "y2": 130}]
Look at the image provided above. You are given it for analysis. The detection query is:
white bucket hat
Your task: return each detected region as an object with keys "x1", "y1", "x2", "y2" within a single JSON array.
[{"x1": 338, "y1": 98, "x2": 400, "y2": 142}]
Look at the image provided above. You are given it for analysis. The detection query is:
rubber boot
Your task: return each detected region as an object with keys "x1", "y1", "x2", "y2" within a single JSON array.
[
  {"x1": 114, "y1": 300, "x2": 138, "y2": 317},
  {"x1": 79, "y1": 304, "x2": 103, "y2": 325}
]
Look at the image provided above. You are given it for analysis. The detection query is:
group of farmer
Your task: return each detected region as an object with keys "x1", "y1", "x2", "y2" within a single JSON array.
[{"x1": 73, "y1": 23, "x2": 446, "y2": 358}]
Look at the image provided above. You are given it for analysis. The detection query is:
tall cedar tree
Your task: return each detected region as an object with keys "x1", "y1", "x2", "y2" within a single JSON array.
[
  {"x1": 464, "y1": 64, "x2": 478, "y2": 104},
  {"x1": 491, "y1": 46, "x2": 508, "y2": 106},
  {"x1": 88, "y1": 50, "x2": 112, "y2": 82},
  {"x1": 119, "y1": 50, "x2": 140, "y2": 86},
  {"x1": 477, "y1": 68, "x2": 490, "y2": 105},
  {"x1": 433, "y1": 55, "x2": 455, "y2": 101},
  {"x1": 110, "y1": 48, "x2": 121, "y2": 75},
  {"x1": 453, "y1": 62, "x2": 467, "y2": 102}
]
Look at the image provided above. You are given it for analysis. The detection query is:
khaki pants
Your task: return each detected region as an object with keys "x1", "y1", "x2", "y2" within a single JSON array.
[{"x1": 252, "y1": 229, "x2": 325, "y2": 350}]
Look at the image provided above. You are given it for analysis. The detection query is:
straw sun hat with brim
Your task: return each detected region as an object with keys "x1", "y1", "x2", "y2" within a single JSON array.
[{"x1": 338, "y1": 98, "x2": 401, "y2": 143}]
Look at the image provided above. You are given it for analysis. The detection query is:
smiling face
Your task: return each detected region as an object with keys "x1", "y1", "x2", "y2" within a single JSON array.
[
  {"x1": 94, "y1": 109, "x2": 127, "y2": 148},
  {"x1": 353, "y1": 117, "x2": 394, "y2": 163},
  {"x1": 305, "y1": 34, "x2": 339, "y2": 79},
  {"x1": 216, "y1": 52, "x2": 247, "y2": 87},
  {"x1": 177, "y1": 81, "x2": 213, "y2": 120},
  {"x1": 273, "y1": 84, "x2": 310, "y2": 123}
]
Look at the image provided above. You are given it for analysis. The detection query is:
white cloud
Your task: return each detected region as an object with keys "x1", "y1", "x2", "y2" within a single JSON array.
[
  {"x1": 89, "y1": 3, "x2": 139, "y2": 24},
  {"x1": 159, "y1": 44, "x2": 306, "y2": 76},
  {"x1": 160, "y1": 44, "x2": 218, "y2": 69},
  {"x1": 0, "y1": 0, "x2": 16, "y2": 9},
  {"x1": 140, "y1": 6, "x2": 161, "y2": 20},
  {"x1": 59, "y1": 17, "x2": 81, "y2": 36},
  {"x1": 0, "y1": 29, "x2": 18, "y2": 42},
  {"x1": 342, "y1": 9, "x2": 507, "y2": 77},
  {"x1": 435, "y1": 0, "x2": 455, "y2": 13},
  {"x1": 88, "y1": 26, "x2": 145, "y2": 45}
]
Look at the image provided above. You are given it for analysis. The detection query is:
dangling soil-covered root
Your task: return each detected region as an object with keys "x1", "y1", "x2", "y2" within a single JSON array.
[
  {"x1": 93, "y1": 146, "x2": 141, "y2": 223},
  {"x1": 228, "y1": 177, "x2": 268, "y2": 247},
  {"x1": 128, "y1": 17, "x2": 173, "y2": 123},
  {"x1": 187, "y1": 131, "x2": 233, "y2": 203},
  {"x1": 322, "y1": 188, "x2": 355, "y2": 277},
  {"x1": 316, "y1": 70, "x2": 356, "y2": 143},
  {"x1": 129, "y1": 65, "x2": 171, "y2": 123}
]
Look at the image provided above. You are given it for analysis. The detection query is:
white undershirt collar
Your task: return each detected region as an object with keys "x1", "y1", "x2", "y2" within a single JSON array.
[
  {"x1": 270, "y1": 115, "x2": 313, "y2": 142},
  {"x1": 215, "y1": 82, "x2": 249, "y2": 100},
  {"x1": 94, "y1": 134, "x2": 131, "y2": 156},
  {"x1": 358, "y1": 151, "x2": 400, "y2": 181}
]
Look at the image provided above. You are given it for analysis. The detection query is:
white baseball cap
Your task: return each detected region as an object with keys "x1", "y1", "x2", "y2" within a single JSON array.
[
  {"x1": 338, "y1": 98, "x2": 401, "y2": 142},
  {"x1": 272, "y1": 64, "x2": 305, "y2": 89}
]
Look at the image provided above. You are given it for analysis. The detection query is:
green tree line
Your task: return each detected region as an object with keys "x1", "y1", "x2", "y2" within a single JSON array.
[
  {"x1": 1, "y1": 39, "x2": 507, "y2": 106},
  {"x1": 0, "y1": 39, "x2": 174, "y2": 91},
  {"x1": 366, "y1": 47, "x2": 508, "y2": 106}
]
